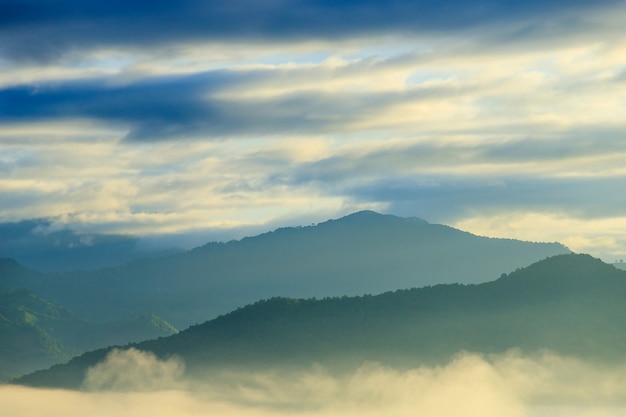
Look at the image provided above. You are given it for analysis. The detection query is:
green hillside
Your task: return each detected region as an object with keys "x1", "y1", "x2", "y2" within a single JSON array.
[
  {"x1": 15, "y1": 254, "x2": 626, "y2": 389},
  {"x1": 0, "y1": 289, "x2": 177, "y2": 380},
  {"x1": 0, "y1": 289, "x2": 76, "y2": 380}
]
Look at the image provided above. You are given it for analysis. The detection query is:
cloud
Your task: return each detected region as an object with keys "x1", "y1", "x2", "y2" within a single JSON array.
[
  {"x1": 280, "y1": 135, "x2": 626, "y2": 225},
  {"x1": 83, "y1": 348, "x2": 185, "y2": 392},
  {"x1": 1, "y1": 0, "x2": 619, "y2": 63},
  {"x1": 4, "y1": 349, "x2": 626, "y2": 417},
  {"x1": 0, "y1": 218, "x2": 142, "y2": 271},
  {"x1": 0, "y1": 72, "x2": 248, "y2": 141},
  {"x1": 347, "y1": 175, "x2": 626, "y2": 220},
  {"x1": 0, "y1": 69, "x2": 478, "y2": 141},
  {"x1": 454, "y1": 213, "x2": 626, "y2": 260},
  {"x1": 4, "y1": 30, "x2": 625, "y2": 143}
]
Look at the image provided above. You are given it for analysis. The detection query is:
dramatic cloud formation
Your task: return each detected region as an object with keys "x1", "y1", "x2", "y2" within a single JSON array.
[
  {"x1": 4, "y1": 348, "x2": 626, "y2": 417},
  {"x1": 2, "y1": 0, "x2": 626, "y2": 264}
]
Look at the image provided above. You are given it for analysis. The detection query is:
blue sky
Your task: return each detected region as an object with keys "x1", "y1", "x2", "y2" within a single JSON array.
[{"x1": 2, "y1": 0, "x2": 626, "y2": 269}]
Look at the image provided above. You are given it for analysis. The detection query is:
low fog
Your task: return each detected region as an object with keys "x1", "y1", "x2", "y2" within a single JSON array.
[{"x1": 4, "y1": 348, "x2": 626, "y2": 417}]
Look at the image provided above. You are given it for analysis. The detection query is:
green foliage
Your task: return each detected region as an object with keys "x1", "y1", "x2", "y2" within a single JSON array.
[
  {"x1": 0, "y1": 289, "x2": 178, "y2": 381},
  {"x1": 21, "y1": 310, "x2": 39, "y2": 326}
]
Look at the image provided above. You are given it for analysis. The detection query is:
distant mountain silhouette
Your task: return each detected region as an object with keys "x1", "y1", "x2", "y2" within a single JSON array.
[
  {"x1": 0, "y1": 257, "x2": 42, "y2": 287},
  {"x1": 1, "y1": 211, "x2": 569, "y2": 328},
  {"x1": 0, "y1": 288, "x2": 177, "y2": 381},
  {"x1": 15, "y1": 254, "x2": 626, "y2": 389}
]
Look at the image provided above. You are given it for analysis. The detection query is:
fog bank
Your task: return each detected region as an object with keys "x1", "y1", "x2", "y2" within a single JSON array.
[{"x1": 4, "y1": 348, "x2": 626, "y2": 417}]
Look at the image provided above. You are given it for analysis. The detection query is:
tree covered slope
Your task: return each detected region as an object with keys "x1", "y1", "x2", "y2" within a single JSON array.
[
  {"x1": 15, "y1": 254, "x2": 626, "y2": 389},
  {"x1": 0, "y1": 289, "x2": 177, "y2": 381}
]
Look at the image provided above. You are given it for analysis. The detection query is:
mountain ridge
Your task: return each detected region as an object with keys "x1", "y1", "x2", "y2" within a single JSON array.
[
  {"x1": 14, "y1": 253, "x2": 625, "y2": 390},
  {"x1": 0, "y1": 211, "x2": 570, "y2": 328}
]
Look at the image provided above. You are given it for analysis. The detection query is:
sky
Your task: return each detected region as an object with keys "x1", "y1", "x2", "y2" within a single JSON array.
[{"x1": 2, "y1": 0, "x2": 626, "y2": 269}]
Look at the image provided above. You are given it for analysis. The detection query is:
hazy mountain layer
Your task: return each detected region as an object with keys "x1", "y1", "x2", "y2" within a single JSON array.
[
  {"x1": 0, "y1": 289, "x2": 177, "y2": 381},
  {"x1": 1, "y1": 211, "x2": 570, "y2": 328},
  {"x1": 15, "y1": 254, "x2": 626, "y2": 389}
]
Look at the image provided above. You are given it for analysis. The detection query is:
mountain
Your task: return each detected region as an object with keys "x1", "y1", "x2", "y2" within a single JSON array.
[
  {"x1": 1, "y1": 211, "x2": 570, "y2": 328},
  {"x1": 0, "y1": 257, "x2": 43, "y2": 289},
  {"x1": 0, "y1": 289, "x2": 177, "y2": 381},
  {"x1": 15, "y1": 254, "x2": 626, "y2": 389},
  {"x1": 0, "y1": 289, "x2": 76, "y2": 380}
]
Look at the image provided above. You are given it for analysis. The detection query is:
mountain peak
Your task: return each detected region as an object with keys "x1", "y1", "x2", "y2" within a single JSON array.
[
  {"x1": 3, "y1": 212, "x2": 570, "y2": 329},
  {"x1": 334, "y1": 210, "x2": 428, "y2": 225},
  {"x1": 495, "y1": 253, "x2": 625, "y2": 292},
  {"x1": 339, "y1": 210, "x2": 384, "y2": 221},
  {"x1": 404, "y1": 216, "x2": 429, "y2": 224}
]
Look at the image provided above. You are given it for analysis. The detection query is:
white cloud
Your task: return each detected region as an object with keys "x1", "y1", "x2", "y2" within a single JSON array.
[
  {"x1": 454, "y1": 212, "x2": 626, "y2": 261},
  {"x1": 4, "y1": 349, "x2": 626, "y2": 417},
  {"x1": 83, "y1": 348, "x2": 185, "y2": 392}
]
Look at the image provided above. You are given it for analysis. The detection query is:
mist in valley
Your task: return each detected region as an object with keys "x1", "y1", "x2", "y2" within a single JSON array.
[{"x1": 4, "y1": 348, "x2": 626, "y2": 417}]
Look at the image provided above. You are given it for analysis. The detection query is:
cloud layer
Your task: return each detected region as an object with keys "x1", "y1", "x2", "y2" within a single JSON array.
[{"x1": 4, "y1": 348, "x2": 626, "y2": 417}]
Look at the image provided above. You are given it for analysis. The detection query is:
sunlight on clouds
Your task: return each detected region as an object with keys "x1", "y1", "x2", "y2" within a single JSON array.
[
  {"x1": 5, "y1": 349, "x2": 626, "y2": 417},
  {"x1": 352, "y1": 95, "x2": 476, "y2": 132},
  {"x1": 454, "y1": 212, "x2": 626, "y2": 261},
  {"x1": 0, "y1": 178, "x2": 68, "y2": 194},
  {"x1": 2, "y1": 114, "x2": 626, "y2": 250},
  {"x1": 2, "y1": 9, "x2": 626, "y2": 256},
  {"x1": 213, "y1": 53, "x2": 417, "y2": 100},
  {"x1": 0, "y1": 124, "x2": 346, "y2": 235},
  {"x1": 80, "y1": 349, "x2": 626, "y2": 408},
  {"x1": 0, "y1": 64, "x2": 119, "y2": 88},
  {"x1": 0, "y1": 120, "x2": 126, "y2": 142},
  {"x1": 110, "y1": 35, "x2": 421, "y2": 76},
  {"x1": 84, "y1": 349, "x2": 185, "y2": 391},
  {"x1": 61, "y1": 193, "x2": 346, "y2": 236},
  {"x1": 260, "y1": 137, "x2": 332, "y2": 163}
]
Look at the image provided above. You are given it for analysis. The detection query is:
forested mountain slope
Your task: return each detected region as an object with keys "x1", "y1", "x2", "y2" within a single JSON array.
[
  {"x1": 16, "y1": 254, "x2": 625, "y2": 389},
  {"x1": 0, "y1": 289, "x2": 177, "y2": 381}
]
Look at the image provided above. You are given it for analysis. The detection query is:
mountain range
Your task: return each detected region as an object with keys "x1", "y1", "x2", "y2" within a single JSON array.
[
  {"x1": 0, "y1": 211, "x2": 569, "y2": 329},
  {"x1": 14, "y1": 253, "x2": 626, "y2": 389}
]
